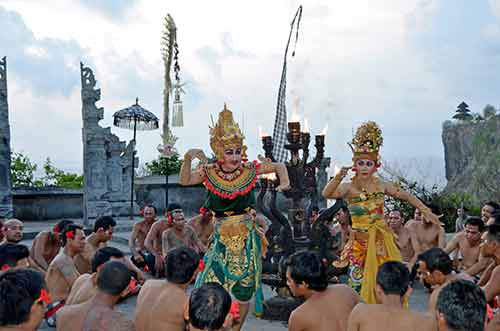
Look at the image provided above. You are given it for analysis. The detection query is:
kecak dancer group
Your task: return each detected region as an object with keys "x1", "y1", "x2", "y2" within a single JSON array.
[
  {"x1": 322, "y1": 121, "x2": 441, "y2": 304},
  {"x1": 178, "y1": 104, "x2": 290, "y2": 329}
]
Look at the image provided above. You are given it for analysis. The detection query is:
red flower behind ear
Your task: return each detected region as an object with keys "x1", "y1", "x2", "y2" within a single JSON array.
[
  {"x1": 36, "y1": 288, "x2": 52, "y2": 305},
  {"x1": 52, "y1": 225, "x2": 60, "y2": 233},
  {"x1": 66, "y1": 231, "x2": 75, "y2": 240},
  {"x1": 229, "y1": 301, "x2": 240, "y2": 319},
  {"x1": 1, "y1": 264, "x2": 10, "y2": 271},
  {"x1": 199, "y1": 207, "x2": 207, "y2": 215},
  {"x1": 198, "y1": 260, "x2": 205, "y2": 273}
]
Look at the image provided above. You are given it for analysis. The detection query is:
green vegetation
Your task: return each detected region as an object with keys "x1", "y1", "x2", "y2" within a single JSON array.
[{"x1": 144, "y1": 153, "x2": 183, "y2": 176}]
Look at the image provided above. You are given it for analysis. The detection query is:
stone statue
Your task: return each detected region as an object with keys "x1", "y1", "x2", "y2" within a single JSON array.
[
  {"x1": 0, "y1": 56, "x2": 13, "y2": 218},
  {"x1": 81, "y1": 62, "x2": 137, "y2": 224}
]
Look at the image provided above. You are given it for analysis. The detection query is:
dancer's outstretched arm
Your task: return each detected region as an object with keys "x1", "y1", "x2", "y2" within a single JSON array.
[{"x1": 178, "y1": 149, "x2": 206, "y2": 186}]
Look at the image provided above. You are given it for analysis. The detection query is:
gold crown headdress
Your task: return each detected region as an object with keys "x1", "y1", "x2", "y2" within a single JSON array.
[
  {"x1": 349, "y1": 121, "x2": 383, "y2": 162},
  {"x1": 209, "y1": 104, "x2": 247, "y2": 160}
]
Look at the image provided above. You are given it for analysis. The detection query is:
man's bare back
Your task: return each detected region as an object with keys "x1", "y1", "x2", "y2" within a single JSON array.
[
  {"x1": 347, "y1": 303, "x2": 436, "y2": 331},
  {"x1": 57, "y1": 300, "x2": 134, "y2": 331},
  {"x1": 66, "y1": 273, "x2": 97, "y2": 305},
  {"x1": 145, "y1": 220, "x2": 171, "y2": 254},
  {"x1": 30, "y1": 231, "x2": 61, "y2": 271},
  {"x1": 188, "y1": 214, "x2": 214, "y2": 247},
  {"x1": 135, "y1": 279, "x2": 187, "y2": 331},
  {"x1": 289, "y1": 284, "x2": 360, "y2": 331},
  {"x1": 46, "y1": 252, "x2": 80, "y2": 302},
  {"x1": 74, "y1": 234, "x2": 105, "y2": 274}
]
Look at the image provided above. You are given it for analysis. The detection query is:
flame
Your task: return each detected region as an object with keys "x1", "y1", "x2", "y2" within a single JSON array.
[
  {"x1": 321, "y1": 124, "x2": 329, "y2": 136},
  {"x1": 261, "y1": 173, "x2": 277, "y2": 181},
  {"x1": 334, "y1": 165, "x2": 341, "y2": 175},
  {"x1": 290, "y1": 110, "x2": 301, "y2": 123},
  {"x1": 303, "y1": 118, "x2": 310, "y2": 133}
]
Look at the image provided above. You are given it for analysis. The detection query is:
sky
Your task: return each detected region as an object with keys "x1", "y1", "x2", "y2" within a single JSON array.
[{"x1": 1, "y1": 0, "x2": 500, "y2": 187}]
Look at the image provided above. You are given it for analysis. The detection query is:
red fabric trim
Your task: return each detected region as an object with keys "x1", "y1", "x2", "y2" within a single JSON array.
[
  {"x1": 46, "y1": 302, "x2": 65, "y2": 318},
  {"x1": 203, "y1": 162, "x2": 260, "y2": 200}
]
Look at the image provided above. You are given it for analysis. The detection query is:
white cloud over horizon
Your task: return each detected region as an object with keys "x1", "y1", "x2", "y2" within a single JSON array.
[{"x1": 2, "y1": 0, "x2": 500, "y2": 187}]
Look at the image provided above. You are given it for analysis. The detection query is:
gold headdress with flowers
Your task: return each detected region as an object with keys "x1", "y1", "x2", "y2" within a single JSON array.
[
  {"x1": 349, "y1": 121, "x2": 383, "y2": 162},
  {"x1": 209, "y1": 104, "x2": 248, "y2": 161}
]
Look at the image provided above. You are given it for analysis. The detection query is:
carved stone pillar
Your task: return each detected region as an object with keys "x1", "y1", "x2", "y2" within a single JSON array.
[{"x1": 0, "y1": 57, "x2": 13, "y2": 218}]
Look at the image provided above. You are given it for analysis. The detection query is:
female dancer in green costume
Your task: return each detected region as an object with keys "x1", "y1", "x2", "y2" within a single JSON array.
[{"x1": 178, "y1": 104, "x2": 289, "y2": 330}]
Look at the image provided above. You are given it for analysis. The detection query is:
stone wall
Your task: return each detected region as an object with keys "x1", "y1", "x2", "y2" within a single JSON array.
[{"x1": 0, "y1": 57, "x2": 13, "y2": 218}]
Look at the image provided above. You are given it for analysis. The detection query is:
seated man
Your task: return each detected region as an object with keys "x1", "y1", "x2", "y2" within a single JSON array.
[
  {"x1": 445, "y1": 217, "x2": 487, "y2": 276},
  {"x1": 74, "y1": 216, "x2": 116, "y2": 274},
  {"x1": 405, "y1": 208, "x2": 423, "y2": 228},
  {"x1": 387, "y1": 210, "x2": 414, "y2": 264},
  {"x1": 30, "y1": 220, "x2": 74, "y2": 273},
  {"x1": 129, "y1": 204, "x2": 158, "y2": 270},
  {"x1": 144, "y1": 204, "x2": 175, "y2": 277},
  {"x1": 287, "y1": 250, "x2": 360, "y2": 331},
  {"x1": 417, "y1": 247, "x2": 471, "y2": 312},
  {"x1": 479, "y1": 224, "x2": 500, "y2": 304},
  {"x1": 482, "y1": 201, "x2": 500, "y2": 224},
  {"x1": 408, "y1": 210, "x2": 445, "y2": 265},
  {"x1": 348, "y1": 261, "x2": 436, "y2": 331},
  {"x1": 435, "y1": 280, "x2": 486, "y2": 331},
  {"x1": 0, "y1": 268, "x2": 49, "y2": 331},
  {"x1": 57, "y1": 261, "x2": 134, "y2": 331},
  {"x1": 66, "y1": 246, "x2": 126, "y2": 305},
  {"x1": 0, "y1": 243, "x2": 30, "y2": 271},
  {"x1": 162, "y1": 206, "x2": 206, "y2": 256},
  {"x1": 188, "y1": 210, "x2": 214, "y2": 249},
  {"x1": 0, "y1": 218, "x2": 24, "y2": 244},
  {"x1": 185, "y1": 282, "x2": 232, "y2": 331},
  {"x1": 135, "y1": 247, "x2": 200, "y2": 331},
  {"x1": 45, "y1": 224, "x2": 86, "y2": 326}
]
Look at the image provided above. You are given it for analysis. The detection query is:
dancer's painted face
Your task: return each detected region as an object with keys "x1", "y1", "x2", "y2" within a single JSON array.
[
  {"x1": 222, "y1": 147, "x2": 242, "y2": 172},
  {"x1": 354, "y1": 159, "x2": 377, "y2": 178}
]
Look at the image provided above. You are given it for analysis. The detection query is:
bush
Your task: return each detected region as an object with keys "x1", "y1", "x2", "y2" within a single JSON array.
[{"x1": 144, "y1": 153, "x2": 182, "y2": 176}]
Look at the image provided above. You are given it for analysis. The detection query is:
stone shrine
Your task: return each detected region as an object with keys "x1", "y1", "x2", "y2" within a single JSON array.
[
  {"x1": 0, "y1": 57, "x2": 13, "y2": 218},
  {"x1": 80, "y1": 62, "x2": 137, "y2": 224}
]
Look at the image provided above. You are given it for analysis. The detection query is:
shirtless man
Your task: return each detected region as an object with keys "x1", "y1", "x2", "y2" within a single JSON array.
[
  {"x1": 0, "y1": 243, "x2": 30, "y2": 271},
  {"x1": 0, "y1": 268, "x2": 49, "y2": 331},
  {"x1": 30, "y1": 220, "x2": 73, "y2": 273},
  {"x1": 387, "y1": 210, "x2": 414, "y2": 264},
  {"x1": 478, "y1": 224, "x2": 500, "y2": 303},
  {"x1": 0, "y1": 219, "x2": 23, "y2": 244},
  {"x1": 135, "y1": 247, "x2": 199, "y2": 331},
  {"x1": 144, "y1": 204, "x2": 176, "y2": 277},
  {"x1": 405, "y1": 208, "x2": 423, "y2": 228},
  {"x1": 408, "y1": 209, "x2": 445, "y2": 266},
  {"x1": 66, "y1": 246, "x2": 126, "y2": 305},
  {"x1": 287, "y1": 250, "x2": 361, "y2": 331},
  {"x1": 57, "y1": 261, "x2": 134, "y2": 331},
  {"x1": 482, "y1": 201, "x2": 499, "y2": 224},
  {"x1": 348, "y1": 261, "x2": 436, "y2": 331},
  {"x1": 444, "y1": 217, "x2": 487, "y2": 276},
  {"x1": 74, "y1": 216, "x2": 116, "y2": 274},
  {"x1": 45, "y1": 224, "x2": 86, "y2": 326},
  {"x1": 130, "y1": 205, "x2": 157, "y2": 270},
  {"x1": 417, "y1": 247, "x2": 471, "y2": 312},
  {"x1": 188, "y1": 211, "x2": 214, "y2": 248},
  {"x1": 331, "y1": 206, "x2": 352, "y2": 253},
  {"x1": 436, "y1": 280, "x2": 487, "y2": 331},
  {"x1": 162, "y1": 207, "x2": 206, "y2": 256}
]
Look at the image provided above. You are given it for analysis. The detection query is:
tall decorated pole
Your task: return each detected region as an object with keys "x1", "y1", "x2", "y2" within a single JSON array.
[{"x1": 158, "y1": 13, "x2": 184, "y2": 210}]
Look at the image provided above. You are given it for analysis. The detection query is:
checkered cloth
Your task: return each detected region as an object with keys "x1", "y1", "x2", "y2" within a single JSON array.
[{"x1": 272, "y1": 6, "x2": 302, "y2": 163}]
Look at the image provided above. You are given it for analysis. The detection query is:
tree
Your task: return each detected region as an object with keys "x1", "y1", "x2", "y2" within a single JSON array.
[
  {"x1": 144, "y1": 153, "x2": 182, "y2": 176},
  {"x1": 40, "y1": 158, "x2": 83, "y2": 189},
  {"x1": 10, "y1": 152, "x2": 37, "y2": 187},
  {"x1": 483, "y1": 104, "x2": 497, "y2": 119},
  {"x1": 452, "y1": 101, "x2": 473, "y2": 121}
]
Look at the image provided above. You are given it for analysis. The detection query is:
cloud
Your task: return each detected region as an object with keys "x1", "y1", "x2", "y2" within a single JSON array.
[
  {"x1": 78, "y1": 0, "x2": 138, "y2": 21},
  {"x1": 0, "y1": 6, "x2": 90, "y2": 97}
]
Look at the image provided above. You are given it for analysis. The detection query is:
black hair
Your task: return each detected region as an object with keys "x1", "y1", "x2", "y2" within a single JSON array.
[
  {"x1": 61, "y1": 224, "x2": 83, "y2": 247},
  {"x1": 436, "y1": 280, "x2": 486, "y2": 331},
  {"x1": 485, "y1": 201, "x2": 500, "y2": 211},
  {"x1": 418, "y1": 248, "x2": 453, "y2": 275},
  {"x1": 167, "y1": 203, "x2": 182, "y2": 213},
  {"x1": 490, "y1": 212, "x2": 500, "y2": 226},
  {"x1": 91, "y1": 247, "x2": 125, "y2": 273},
  {"x1": 286, "y1": 250, "x2": 328, "y2": 291},
  {"x1": 96, "y1": 261, "x2": 132, "y2": 296},
  {"x1": 189, "y1": 282, "x2": 231, "y2": 331},
  {"x1": 389, "y1": 209, "x2": 402, "y2": 215},
  {"x1": 165, "y1": 247, "x2": 199, "y2": 284},
  {"x1": 0, "y1": 243, "x2": 29, "y2": 268},
  {"x1": 486, "y1": 224, "x2": 500, "y2": 243},
  {"x1": 143, "y1": 204, "x2": 157, "y2": 214},
  {"x1": 0, "y1": 268, "x2": 45, "y2": 326},
  {"x1": 54, "y1": 219, "x2": 74, "y2": 233},
  {"x1": 93, "y1": 216, "x2": 116, "y2": 233},
  {"x1": 465, "y1": 216, "x2": 485, "y2": 232},
  {"x1": 376, "y1": 261, "x2": 409, "y2": 297}
]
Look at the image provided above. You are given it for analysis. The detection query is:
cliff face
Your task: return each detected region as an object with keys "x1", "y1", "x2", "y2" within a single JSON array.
[{"x1": 442, "y1": 116, "x2": 500, "y2": 202}]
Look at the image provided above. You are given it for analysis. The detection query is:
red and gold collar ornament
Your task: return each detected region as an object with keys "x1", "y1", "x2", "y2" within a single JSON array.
[
  {"x1": 66, "y1": 230, "x2": 75, "y2": 240},
  {"x1": 229, "y1": 301, "x2": 240, "y2": 319},
  {"x1": 203, "y1": 161, "x2": 260, "y2": 200},
  {"x1": 198, "y1": 260, "x2": 205, "y2": 273},
  {"x1": 1, "y1": 264, "x2": 10, "y2": 271},
  {"x1": 52, "y1": 225, "x2": 60, "y2": 233},
  {"x1": 36, "y1": 288, "x2": 52, "y2": 305}
]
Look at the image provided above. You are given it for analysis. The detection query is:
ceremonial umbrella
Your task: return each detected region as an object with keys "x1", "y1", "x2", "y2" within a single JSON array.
[{"x1": 113, "y1": 98, "x2": 159, "y2": 219}]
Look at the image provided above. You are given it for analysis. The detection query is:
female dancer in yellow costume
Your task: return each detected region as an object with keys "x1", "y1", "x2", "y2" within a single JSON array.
[{"x1": 322, "y1": 122, "x2": 441, "y2": 304}]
